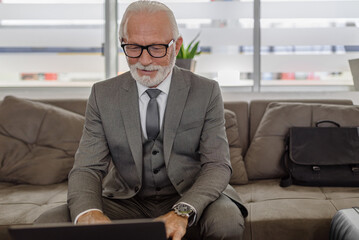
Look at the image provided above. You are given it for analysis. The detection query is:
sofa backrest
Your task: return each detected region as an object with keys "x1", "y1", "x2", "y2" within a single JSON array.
[
  {"x1": 1, "y1": 97, "x2": 354, "y2": 158},
  {"x1": 249, "y1": 99, "x2": 354, "y2": 142},
  {"x1": 34, "y1": 99, "x2": 88, "y2": 116},
  {"x1": 0, "y1": 98, "x2": 88, "y2": 116}
]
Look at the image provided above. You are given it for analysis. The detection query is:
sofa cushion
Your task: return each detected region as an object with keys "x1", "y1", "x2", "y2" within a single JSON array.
[
  {"x1": 233, "y1": 179, "x2": 359, "y2": 240},
  {"x1": 248, "y1": 99, "x2": 353, "y2": 142},
  {"x1": 0, "y1": 96, "x2": 84, "y2": 185},
  {"x1": 224, "y1": 109, "x2": 248, "y2": 184},
  {"x1": 0, "y1": 182, "x2": 67, "y2": 225},
  {"x1": 245, "y1": 102, "x2": 359, "y2": 180},
  {"x1": 224, "y1": 101, "x2": 249, "y2": 155}
]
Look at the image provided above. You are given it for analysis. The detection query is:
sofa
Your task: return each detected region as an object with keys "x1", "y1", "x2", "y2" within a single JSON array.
[{"x1": 1, "y1": 95, "x2": 359, "y2": 240}]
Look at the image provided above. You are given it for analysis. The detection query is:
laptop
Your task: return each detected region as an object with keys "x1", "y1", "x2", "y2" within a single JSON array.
[
  {"x1": 349, "y1": 58, "x2": 359, "y2": 91},
  {"x1": 8, "y1": 219, "x2": 167, "y2": 240}
]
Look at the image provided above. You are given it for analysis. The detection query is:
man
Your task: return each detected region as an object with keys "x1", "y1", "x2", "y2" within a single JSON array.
[{"x1": 37, "y1": 1, "x2": 247, "y2": 239}]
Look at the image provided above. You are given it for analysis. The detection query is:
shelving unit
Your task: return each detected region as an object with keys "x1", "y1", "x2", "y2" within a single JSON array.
[{"x1": 0, "y1": 1, "x2": 358, "y2": 91}]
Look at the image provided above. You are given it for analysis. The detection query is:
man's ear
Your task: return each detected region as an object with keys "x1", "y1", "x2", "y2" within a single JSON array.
[{"x1": 175, "y1": 36, "x2": 183, "y2": 56}]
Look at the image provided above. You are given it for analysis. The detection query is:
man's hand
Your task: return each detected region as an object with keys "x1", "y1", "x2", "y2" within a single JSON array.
[
  {"x1": 77, "y1": 210, "x2": 111, "y2": 224},
  {"x1": 155, "y1": 211, "x2": 188, "y2": 240}
]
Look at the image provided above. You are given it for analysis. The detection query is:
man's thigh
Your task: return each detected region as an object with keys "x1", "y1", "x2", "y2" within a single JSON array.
[
  {"x1": 35, "y1": 197, "x2": 149, "y2": 224},
  {"x1": 187, "y1": 194, "x2": 245, "y2": 240},
  {"x1": 102, "y1": 196, "x2": 149, "y2": 220},
  {"x1": 102, "y1": 195, "x2": 180, "y2": 220},
  {"x1": 36, "y1": 195, "x2": 180, "y2": 224}
]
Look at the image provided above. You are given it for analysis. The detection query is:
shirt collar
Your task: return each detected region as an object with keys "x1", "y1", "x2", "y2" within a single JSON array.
[{"x1": 136, "y1": 70, "x2": 173, "y2": 97}]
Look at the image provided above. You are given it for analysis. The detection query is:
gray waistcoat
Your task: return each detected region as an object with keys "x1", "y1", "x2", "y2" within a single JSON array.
[{"x1": 137, "y1": 130, "x2": 177, "y2": 199}]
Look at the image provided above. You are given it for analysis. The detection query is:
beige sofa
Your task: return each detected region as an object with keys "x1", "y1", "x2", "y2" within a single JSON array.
[{"x1": 1, "y1": 96, "x2": 359, "y2": 240}]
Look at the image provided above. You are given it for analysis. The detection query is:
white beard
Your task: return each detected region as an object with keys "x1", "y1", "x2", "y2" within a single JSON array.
[{"x1": 128, "y1": 48, "x2": 176, "y2": 87}]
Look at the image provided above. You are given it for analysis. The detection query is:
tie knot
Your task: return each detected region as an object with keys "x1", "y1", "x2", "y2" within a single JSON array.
[{"x1": 146, "y1": 89, "x2": 161, "y2": 99}]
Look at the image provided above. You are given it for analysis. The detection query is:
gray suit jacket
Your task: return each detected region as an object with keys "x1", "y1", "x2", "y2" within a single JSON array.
[{"x1": 68, "y1": 66, "x2": 248, "y2": 221}]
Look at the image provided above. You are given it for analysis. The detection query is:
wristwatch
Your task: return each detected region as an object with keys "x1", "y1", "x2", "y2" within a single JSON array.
[{"x1": 172, "y1": 203, "x2": 195, "y2": 218}]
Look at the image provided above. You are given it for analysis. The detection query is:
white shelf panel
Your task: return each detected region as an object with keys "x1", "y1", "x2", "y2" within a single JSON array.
[
  {"x1": 195, "y1": 54, "x2": 253, "y2": 72},
  {"x1": 0, "y1": 28, "x2": 104, "y2": 47},
  {"x1": 0, "y1": 81, "x2": 95, "y2": 87},
  {"x1": 0, "y1": 54, "x2": 105, "y2": 72},
  {"x1": 1, "y1": 2, "x2": 357, "y2": 21},
  {"x1": 262, "y1": 1, "x2": 359, "y2": 19},
  {"x1": 262, "y1": 28, "x2": 359, "y2": 46},
  {"x1": 261, "y1": 79, "x2": 353, "y2": 86},
  {"x1": 261, "y1": 53, "x2": 359, "y2": 72},
  {"x1": 0, "y1": 4, "x2": 104, "y2": 19}
]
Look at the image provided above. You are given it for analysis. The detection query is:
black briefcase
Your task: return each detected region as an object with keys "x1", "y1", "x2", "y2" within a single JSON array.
[{"x1": 280, "y1": 121, "x2": 359, "y2": 187}]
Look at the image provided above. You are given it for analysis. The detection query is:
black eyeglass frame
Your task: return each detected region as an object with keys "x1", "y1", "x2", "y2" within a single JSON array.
[{"x1": 121, "y1": 39, "x2": 174, "y2": 58}]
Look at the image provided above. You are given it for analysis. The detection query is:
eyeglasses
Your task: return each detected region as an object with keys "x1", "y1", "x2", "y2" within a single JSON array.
[{"x1": 121, "y1": 40, "x2": 174, "y2": 58}]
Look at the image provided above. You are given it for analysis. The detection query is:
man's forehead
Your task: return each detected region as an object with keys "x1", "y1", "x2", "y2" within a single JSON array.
[{"x1": 125, "y1": 11, "x2": 172, "y2": 43}]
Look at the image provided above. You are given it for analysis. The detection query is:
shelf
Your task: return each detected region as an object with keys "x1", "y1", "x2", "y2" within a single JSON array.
[
  {"x1": 0, "y1": 1, "x2": 358, "y2": 90},
  {"x1": 2, "y1": 2, "x2": 358, "y2": 20},
  {"x1": 261, "y1": 1, "x2": 359, "y2": 19},
  {"x1": 0, "y1": 81, "x2": 95, "y2": 87}
]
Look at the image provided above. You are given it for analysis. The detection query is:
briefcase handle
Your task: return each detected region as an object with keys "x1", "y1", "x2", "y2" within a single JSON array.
[{"x1": 315, "y1": 120, "x2": 341, "y2": 128}]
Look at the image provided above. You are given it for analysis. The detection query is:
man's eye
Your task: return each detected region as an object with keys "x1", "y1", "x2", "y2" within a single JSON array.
[
  {"x1": 150, "y1": 46, "x2": 164, "y2": 51},
  {"x1": 127, "y1": 45, "x2": 141, "y2": 50}
]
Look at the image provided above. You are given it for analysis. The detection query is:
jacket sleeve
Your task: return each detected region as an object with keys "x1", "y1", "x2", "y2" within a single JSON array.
[
  {"x1": 67, "y1": 84, "x2": 111, "y2": 221},
  {"x1": 175, "y1": 81, "x2": 232, "y2": 221}
]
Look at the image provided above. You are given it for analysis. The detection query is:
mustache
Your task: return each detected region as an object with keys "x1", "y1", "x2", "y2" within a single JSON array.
[{"x1": 132, "y1": 62, "x2": 162, "y2": 71}]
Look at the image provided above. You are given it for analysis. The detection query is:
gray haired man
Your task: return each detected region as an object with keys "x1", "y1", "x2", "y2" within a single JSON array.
[{"x1": 37, "y1": 1, "x2": 248, "y2": 239}]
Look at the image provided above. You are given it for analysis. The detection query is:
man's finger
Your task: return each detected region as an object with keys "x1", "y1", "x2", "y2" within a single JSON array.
[
  {"x1": 172, "y1": 231, "x2": 184, "y2": 240},
  {"x1": 165, "y1": 225, "x2": 175, "y2": 239}
]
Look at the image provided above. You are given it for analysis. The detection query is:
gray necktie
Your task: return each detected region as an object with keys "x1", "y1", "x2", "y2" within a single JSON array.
[{"x1": 146, "y1": 89, "x2": 161, "y2": 140}]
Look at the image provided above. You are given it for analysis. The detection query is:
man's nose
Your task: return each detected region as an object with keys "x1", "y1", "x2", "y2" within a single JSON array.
[{"x1": 139, "y1": 49, "x2": 153, "y2": 65}]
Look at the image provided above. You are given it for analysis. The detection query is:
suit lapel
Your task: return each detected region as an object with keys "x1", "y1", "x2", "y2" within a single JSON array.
[
  {"x1": 163, "y1": 67, "x2": 190, "y2": 166},
  {"x1": 118, "y1": 75, "x2": 143, "y2": 180}
]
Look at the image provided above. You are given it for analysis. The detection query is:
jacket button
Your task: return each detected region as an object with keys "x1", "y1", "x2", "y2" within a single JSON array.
[
  {"x1": 153, "y1": 169, "x2": 159, "y2": 174},
  {"x1": 107, "y1": 193, "x2": 114, "y2": 198},
  {"x1": 134, "y1": 186, "x2": 139, "y2": 192},
  {"x1": 152, "y1": 150, "x2": 159, "y2": 155},
  {"x1": 155, "y1": 187, "x2": 161, "y2": 191}
]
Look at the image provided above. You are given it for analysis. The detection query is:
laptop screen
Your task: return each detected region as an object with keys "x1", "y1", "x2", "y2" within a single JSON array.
[{"x1": 9, "y1": 219, "x2": 167, "y2": 240}]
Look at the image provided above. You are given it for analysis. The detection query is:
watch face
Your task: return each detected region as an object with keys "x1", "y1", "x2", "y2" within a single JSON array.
[{"x1": 177, "y1": 204, "x2": 193, "y2": 214}]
